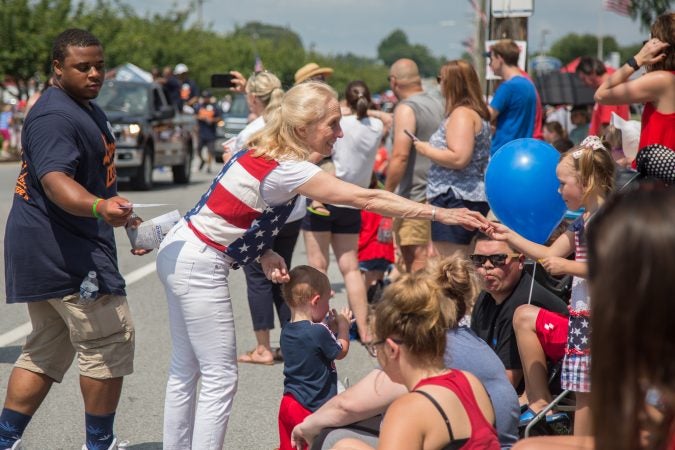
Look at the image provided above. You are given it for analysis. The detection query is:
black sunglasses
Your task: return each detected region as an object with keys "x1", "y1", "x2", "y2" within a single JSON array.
[{"x1": 469, "y1": 253, "x2": 521, "y2": 268}]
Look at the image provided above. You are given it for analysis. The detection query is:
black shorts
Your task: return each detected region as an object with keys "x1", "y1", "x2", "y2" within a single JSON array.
[
  {"x1": 430, "y1": 189, "x2": 490, "y2": 245},
  {"x1": 301, "y1": 204, "x2": 361, "y2": 234}
]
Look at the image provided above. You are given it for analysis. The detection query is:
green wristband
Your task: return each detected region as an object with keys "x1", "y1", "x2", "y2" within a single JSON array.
[{"x1": 92, "y1": 198, "x2": 103, "y2": 219}]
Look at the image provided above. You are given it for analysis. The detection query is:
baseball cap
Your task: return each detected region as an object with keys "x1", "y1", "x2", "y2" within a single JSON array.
[{"x1": 174, "y1": 63, "x2": 189, "y2": 75}]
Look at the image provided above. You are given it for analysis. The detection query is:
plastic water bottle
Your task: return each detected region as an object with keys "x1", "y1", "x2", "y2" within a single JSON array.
[
  {"x1": 377, "y1": 217, "x2": 393, "y2": 243},
  {"x1": 78, "y1": 271, "x2": 99, "y2": 304}
]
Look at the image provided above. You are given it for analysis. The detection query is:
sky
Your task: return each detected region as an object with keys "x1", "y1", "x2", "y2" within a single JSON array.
[{"x1": 110, "y1": 0, "x2": 649, "y2": 59}]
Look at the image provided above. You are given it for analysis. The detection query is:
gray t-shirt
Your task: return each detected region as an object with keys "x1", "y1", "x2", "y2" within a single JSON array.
[{"x1": 395, "y1": 90, "x2": 444, "y2": 202}]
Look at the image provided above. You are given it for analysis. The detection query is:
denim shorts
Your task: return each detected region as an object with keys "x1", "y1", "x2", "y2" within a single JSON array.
[
  {"x1": 359, "y1": 258, "x2": 392, "y2": 273},
  {"x1": 429, "y1": 189, "x2": 490, "y2": 245}
]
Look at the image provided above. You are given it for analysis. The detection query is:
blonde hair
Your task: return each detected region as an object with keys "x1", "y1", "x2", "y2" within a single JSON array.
[
  {"x1": 560, "y1": 140, "x2": 615, "y2": 203},
  {"x1": 248, "y1": 81, "x2": 338, "y2": 161},
  {"x1": 281, "y1": 265, "x2": 331, "y2": 308},
  {"x1": 373, "y1": 261, "x2": 476, "y2": 364},
  {"x1": 426, "y1": 256, "x2": 481, "y2": 328},
  {"x1": 245, "y1": 71, "x2": 284, "y2": 120}
]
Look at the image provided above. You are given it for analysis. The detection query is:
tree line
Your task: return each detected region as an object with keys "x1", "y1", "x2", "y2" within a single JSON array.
[{"x1": 0, "y1": 0, "x2": 663, "y2": 102}]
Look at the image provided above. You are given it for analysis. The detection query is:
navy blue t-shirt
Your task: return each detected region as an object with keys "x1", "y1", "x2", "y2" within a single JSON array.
[
  {"x1": 281, "y1": 320, "x2": 342, "y2": 412},
  {"x1": 194, "y1": 102, "x2": 222, "y2": 141},
  {"x1": 4, "y1": 87, "x2": 126, "y2": 303}
]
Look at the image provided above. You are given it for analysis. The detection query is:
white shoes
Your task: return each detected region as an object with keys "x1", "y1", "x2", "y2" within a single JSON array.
[{"x1": 10, "y1": 439, "x2": 23, "y2": 450}]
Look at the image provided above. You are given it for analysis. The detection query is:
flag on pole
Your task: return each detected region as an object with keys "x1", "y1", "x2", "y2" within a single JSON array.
[
  {"x1": 603, "y1": 0, "x2": 631, "y2": 16},
  {"x1": 468, "y1": 0, "x2": 488, "y2": 25},
  {"x1": 254, "y1": 55, "x2": 264, "y2": 73}
]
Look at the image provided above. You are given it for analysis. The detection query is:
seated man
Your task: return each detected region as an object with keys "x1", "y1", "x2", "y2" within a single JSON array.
[{"x1": 469, "y1": 234, "x2": 568, "y2": 389}]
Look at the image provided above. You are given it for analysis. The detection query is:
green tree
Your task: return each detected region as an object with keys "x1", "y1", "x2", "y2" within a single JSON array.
[
  {"x1": 0, "y1": 0, "x2": 74, "y2": 99},
  {"x1": 627, "y1": 0, "x2": 671, "y2": 31},
  {"x1": 548, "y1": 34, "x2": 620, "y2": 64},
  {"x1": 377, "y1": 29, "x2": 442, "y2": 77}
]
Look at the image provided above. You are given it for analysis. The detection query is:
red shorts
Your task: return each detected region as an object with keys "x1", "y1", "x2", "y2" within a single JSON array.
[
  {"x1": 535, "y1": 308, "x2": 569, "y2": 363},
  {"x1": 278, "y1": 392, "x2": 312, "y2": 450}
]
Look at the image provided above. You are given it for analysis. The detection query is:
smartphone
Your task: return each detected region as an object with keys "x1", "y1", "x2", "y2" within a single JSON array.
[
  {"x1": 403, "y1": 129, "x2": 419, "y2": 142},
  {"x1": 211, "y1": 73, "x2": 236, "y2": 89}
]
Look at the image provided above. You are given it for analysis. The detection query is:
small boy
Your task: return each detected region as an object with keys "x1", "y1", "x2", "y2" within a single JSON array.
[{"x1": 278, "y1": 265, "x2": 351, "y2": 450}]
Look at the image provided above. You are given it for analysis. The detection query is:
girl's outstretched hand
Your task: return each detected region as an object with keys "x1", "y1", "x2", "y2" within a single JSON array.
[
  {"x1": 486, "y1": 221, "x2": 510, "y2": 241},
  {"x1": 538, "y1": 256, "x2": 569, "y2": 276}
]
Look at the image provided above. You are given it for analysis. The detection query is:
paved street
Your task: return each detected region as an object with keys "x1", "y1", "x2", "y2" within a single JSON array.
[{"x1": 0, "y1": 159, "x2": 376, "y2": 449}]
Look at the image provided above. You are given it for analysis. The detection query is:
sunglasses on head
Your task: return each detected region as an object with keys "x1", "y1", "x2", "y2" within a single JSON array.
[{"x1": 469, "y1": 253, "x2": 521, "y2": 267}]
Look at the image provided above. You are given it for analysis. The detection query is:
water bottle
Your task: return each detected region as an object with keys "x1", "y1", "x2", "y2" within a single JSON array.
[
  {"x1": 78, "y1": 271, "x2": 99, "y2": 305},
  {"x1": 377, "y1": 217, "x2": 393, "y2": 244}
]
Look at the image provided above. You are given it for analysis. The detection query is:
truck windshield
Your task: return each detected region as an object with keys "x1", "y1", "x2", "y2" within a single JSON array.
[{"x1": 97, "y1": 82, "x2": 149, "y2": 115}]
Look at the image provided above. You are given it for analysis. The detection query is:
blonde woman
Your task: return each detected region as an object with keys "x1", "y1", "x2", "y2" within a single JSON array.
[{"x1": 156, "y1": 81, "x2": 490, "y2": 449}]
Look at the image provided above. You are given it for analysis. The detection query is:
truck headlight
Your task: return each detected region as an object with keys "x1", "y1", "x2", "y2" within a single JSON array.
[{"x1": 113, "y1": 123, "x2": 141, "y2": 146}]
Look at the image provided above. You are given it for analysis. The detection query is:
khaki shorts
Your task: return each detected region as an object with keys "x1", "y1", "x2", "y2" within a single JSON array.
[
  {"x1": 15, "y1": 294, "x2": 135, "y2": 382},
  {"x1": 393, "y1": 215, "x2": 430, "y2": 247}
]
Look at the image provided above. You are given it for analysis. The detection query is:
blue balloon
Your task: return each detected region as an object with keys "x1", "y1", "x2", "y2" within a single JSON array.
[{"x1": 485, "y1": 138, "x2": 567, "y2": 244}]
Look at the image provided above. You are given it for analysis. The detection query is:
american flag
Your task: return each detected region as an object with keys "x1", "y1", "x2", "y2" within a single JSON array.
[
  {"x1": 603, "y1": 0, "x2": 631, "y2": 16},
  {"x1": 468, "y1": 0, "x2": 488, "y2": 25},
  {"x1": 185, "y1": 150, "x2": 295, "y2": 267},
  {"x1": 567, "y1": 313, "x2": 591, "y2": 354}
]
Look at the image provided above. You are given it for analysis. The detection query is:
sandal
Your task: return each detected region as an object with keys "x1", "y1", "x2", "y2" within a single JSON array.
[
  {"x1": 237, "y1": 350, "x2": 274, "y2": 365},
  {"x1": 307, "y1": 202, "x2": 330, "y2": 217}
]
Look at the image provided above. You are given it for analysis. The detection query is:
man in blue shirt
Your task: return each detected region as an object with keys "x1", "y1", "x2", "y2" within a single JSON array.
[
  {"x1": 0, "y1": 28, "x2": 143, "y2": 450},
  {"x1": 488, "y1": 39, "x2": 538, "y2": 155}
]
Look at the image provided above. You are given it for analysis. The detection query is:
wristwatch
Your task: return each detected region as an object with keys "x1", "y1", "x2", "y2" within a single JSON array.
[{"x1": 625, "y1": 57, "x2": 640, "y2": 71}]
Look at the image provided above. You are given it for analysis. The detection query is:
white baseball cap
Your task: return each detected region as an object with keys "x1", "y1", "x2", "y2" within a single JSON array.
[{"x1": 174, "y1": 63, "x2": 189, "y2": 75}]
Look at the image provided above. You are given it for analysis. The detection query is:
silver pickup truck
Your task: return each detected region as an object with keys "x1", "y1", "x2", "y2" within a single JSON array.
[{"x1": 97, "y1": 79, "x2": 195, "y2": 190}]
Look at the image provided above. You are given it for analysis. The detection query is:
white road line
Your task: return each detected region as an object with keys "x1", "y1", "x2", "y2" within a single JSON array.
[{"x1": 0, "y1": 261, "x2": 157, "y2": 348}]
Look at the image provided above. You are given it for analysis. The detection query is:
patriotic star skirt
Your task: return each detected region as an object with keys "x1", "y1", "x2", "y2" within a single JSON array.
[{"x1": 561, "y1": 310, "x2": 591, "y2": 392}]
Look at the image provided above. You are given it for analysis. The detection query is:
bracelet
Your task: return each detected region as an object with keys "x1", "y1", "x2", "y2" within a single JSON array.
[
  {"x1": 92, "y1": 198, "x2": 103, "y2": 219},
  {"x1": 431, "y1": 206, "x2": 436, "y2": 222},
  {"x1": 625, "y1": 57, "x2": 640, "y2": 71}
]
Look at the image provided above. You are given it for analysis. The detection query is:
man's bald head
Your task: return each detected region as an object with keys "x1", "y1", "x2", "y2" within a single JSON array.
[{"x1": 390, "y1": 58, "x2": 421, "y2": 86}]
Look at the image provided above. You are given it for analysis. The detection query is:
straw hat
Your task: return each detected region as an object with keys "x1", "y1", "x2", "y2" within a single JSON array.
[{"x1": 294, "y1": 62, "x2": 334, "y2": 84}]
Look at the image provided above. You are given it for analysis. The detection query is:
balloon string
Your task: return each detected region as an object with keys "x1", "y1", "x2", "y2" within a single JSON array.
[{"x1": 527, "y1": 261, "x2": 537, "y2": 305}]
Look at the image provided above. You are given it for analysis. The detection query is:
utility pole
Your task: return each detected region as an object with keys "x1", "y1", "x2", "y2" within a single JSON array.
[{"x1": 486, "y1": 0, "x2": 532, "y2": 96}]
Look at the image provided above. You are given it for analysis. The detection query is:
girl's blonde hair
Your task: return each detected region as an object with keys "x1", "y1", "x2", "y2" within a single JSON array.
[
  {"x1": 560, "y1": 136, "x2": 615, "y2": 202},
  {"x1": 373, "y1": 256, "x2": 479, "y2": 364},
  {"x1": 248, "y1": 81, "x2": 338, "y2": 161},
  {"x1": 245, "y1": 71, "x2": 284, "y2": 120}
]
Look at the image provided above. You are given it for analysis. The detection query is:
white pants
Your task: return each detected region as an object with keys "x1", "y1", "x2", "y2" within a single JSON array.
[{"x1": 157, "y1": 222, "x2": 238, "y2": 450}]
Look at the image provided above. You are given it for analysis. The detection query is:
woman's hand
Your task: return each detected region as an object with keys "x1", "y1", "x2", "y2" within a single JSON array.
[
  {"x1": 291, "y1": 423, "x2": 312, "y2": 450},
  {"x1": 412, "y1": 140, "x2": 430, "y2": 156},
  {"x1": 436, "y1": 207, "x2": 490, "y2": 231},
  {"x1": 635, "y1": 38, "x2": 670, "y2": 67},
  {"x1": 260, "y1": 249, "x2": 290, "y2": 283},
  {"x1": 229, "y1": 70, "x2": 248, "y2": 93}
]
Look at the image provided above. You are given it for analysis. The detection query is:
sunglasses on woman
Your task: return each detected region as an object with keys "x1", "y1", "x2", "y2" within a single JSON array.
[{"x1": 365, "y1": 338, "x2": 404, "y2": 357}]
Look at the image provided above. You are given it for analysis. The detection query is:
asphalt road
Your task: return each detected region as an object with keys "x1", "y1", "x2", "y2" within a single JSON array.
[{"x1": 0, "y1": 159, "x2": 376, "y2": 449}]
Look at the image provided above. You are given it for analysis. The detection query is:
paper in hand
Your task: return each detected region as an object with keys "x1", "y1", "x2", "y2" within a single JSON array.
[{"x1": 126, "y1": 210, "x2": 181, "y2": 250}]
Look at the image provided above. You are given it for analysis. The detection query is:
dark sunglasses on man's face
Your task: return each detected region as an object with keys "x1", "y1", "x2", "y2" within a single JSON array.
[{"x1": 469, "y1": 253, "x2": 521, "y2": 268}]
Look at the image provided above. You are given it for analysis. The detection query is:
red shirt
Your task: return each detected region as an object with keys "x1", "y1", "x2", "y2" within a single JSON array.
[
  {"x1": 358, "y1": 210, "x2": 394, "y2": 263},
  {"x1": 639, "y1": 101, "x2": 675, "y2": 150},
  {"x1": 589, "y1": 102, "x2": 630, "y2": 136}
]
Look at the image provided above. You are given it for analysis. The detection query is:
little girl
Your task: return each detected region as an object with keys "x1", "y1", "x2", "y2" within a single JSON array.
[{"x1": 489, "y1": 135, "x2": 615, "y2": 436}]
